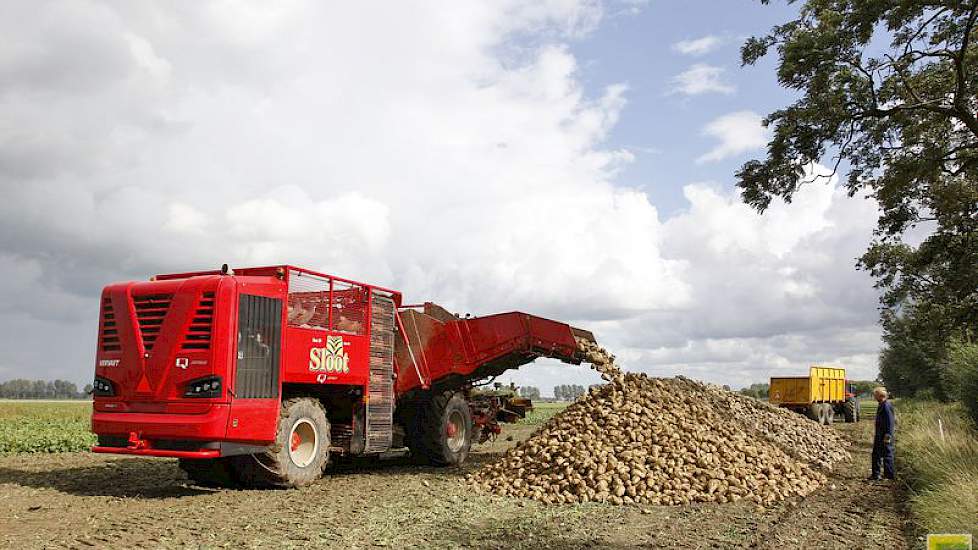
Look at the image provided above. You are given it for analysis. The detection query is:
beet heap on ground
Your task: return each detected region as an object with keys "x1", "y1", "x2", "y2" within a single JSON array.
[{"x1": 468, "y1": 340, "x2": 849, "y2": 506}]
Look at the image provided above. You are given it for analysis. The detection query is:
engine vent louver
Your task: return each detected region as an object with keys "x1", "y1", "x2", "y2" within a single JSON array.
[
  {"x1": 133, "y1": 293, "x2": 173, "y2": 351},
  {"x1": 181, "y1": 291, "x2": 215, "y2": 350},
  {"x1": 99, "y1": 296, "x2": 120, "y2": 352}
]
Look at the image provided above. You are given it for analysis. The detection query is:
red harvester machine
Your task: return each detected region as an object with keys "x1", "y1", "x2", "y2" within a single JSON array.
[{"x1": 91, "y1": 265, "x2": 595, "y2": 487}]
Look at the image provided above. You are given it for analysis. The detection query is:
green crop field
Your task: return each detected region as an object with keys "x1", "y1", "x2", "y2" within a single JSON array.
[
  {"x1": 518, "y1": 401, "x2": 567, "y2": 426},
  {"x1": 0, "y1": 399, "x2": 566, "y2": 455},
  {"x1": 0, "y1": 400, "x2": 94, "y2": 454}
]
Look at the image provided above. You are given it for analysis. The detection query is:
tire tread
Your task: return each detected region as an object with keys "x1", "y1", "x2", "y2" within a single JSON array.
[{"x1": 233, "y1": 397, "x2": 330, "y2": 488}]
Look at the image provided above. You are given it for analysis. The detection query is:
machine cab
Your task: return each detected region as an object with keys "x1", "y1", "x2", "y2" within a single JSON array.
[
  {"x1": 91, "y1": 265, "x2": 400, "y2": 458},
  {"x1": 91, "y1": 267, "x2": 287, "y2": 453}
]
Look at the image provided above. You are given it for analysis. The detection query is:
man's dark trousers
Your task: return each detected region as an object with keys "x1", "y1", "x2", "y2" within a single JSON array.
[{"x1": 872, "y1": 399, "x2": 896, "y2": 479}]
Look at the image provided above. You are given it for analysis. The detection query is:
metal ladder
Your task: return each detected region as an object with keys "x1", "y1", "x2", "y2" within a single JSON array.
[{"x1": 365, "y1": 294, "x2": 395, "y2": 453}]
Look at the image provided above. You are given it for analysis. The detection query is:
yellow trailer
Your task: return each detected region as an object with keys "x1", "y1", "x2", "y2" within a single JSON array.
[{"x1": 769, "y1": 366, "x2": 859, "y2": 424}]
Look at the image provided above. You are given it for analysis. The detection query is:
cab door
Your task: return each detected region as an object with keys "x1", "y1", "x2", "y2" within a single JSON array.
[{"x1": 226, "y1": 281, "x2": 285, "y2": 444}]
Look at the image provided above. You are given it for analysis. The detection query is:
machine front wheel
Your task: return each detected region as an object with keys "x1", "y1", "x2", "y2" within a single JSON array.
[{"x1": 233, "y1": 397, "x2": 330, "y2": 488}]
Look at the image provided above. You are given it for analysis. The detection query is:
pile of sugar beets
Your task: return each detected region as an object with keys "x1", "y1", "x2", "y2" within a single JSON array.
[{"x1": 469, "y1": 340, "x2": 849, "y2": 506}]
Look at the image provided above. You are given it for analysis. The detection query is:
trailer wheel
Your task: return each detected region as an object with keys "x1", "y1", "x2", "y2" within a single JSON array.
[
  {"x1": 234, "y1": 398, "x2": 330, "y2": 488},
  {"x1": 824, "y1": 404, "x2": 835, "y2": 425},
  {"x1": 807, "y1": 403, "x2": 822, "y2": 423},
  {"x1": 843, "y1": 399, "x2": 858, "y2": 423},
  {"x1": 411, "y1": 391, "x2": 473, "y2": 467},
  {"x1": 178, "y1": 458, "x2": 238, "y2": 488}
]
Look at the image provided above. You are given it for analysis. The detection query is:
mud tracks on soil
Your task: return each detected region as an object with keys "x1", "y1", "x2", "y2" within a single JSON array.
[{"x1": 748, "y1": 423, "x2": 914, "y2": 550}]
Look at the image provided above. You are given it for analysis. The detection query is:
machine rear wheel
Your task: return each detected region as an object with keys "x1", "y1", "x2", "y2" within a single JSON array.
[
  {"x1": 410, "y1": 391, "x2": 473, "y2": 466},
  {"x1": 233, "y1": 397, "x2": 330, "y2": 488},
  {"x1": 178, "y1": 457, "x2": 238, "y2": 488}
]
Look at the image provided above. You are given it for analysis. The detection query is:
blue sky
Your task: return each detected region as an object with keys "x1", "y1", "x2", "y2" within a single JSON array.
[{"x1": 572, "y1": 1, "x2": 800, "y2": 215}]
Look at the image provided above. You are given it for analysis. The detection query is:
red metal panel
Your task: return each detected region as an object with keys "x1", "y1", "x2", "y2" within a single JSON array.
[
  {"x1": 224, "y1": 277, "x2": 287, "y2": 443},
  {"x1": 91, "y1": 404, "x2": 232, "y2": 440},
  {"x1": 225, "y1": 397, "x2": 279, "y2": 444},
  {"x1": 281, "y1": 326, "x2": 370, "y2": 388},
  {"x1": 92, "y1": 446, "x2": 221, "y2": 459},
  {"x1": 393, "y1": 308, "x2": 584, "y2": 395},
  {"x1": 94, "y1": 276, "x2": 233, "y2": 405}
]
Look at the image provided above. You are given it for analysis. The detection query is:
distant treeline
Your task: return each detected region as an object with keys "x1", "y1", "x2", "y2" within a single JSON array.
[
  {"x1": 0, "y1": 379, "x2": 91, "y2": 399},
  {"x1": 518, "y1": 385, "x2": 593, "y2": 401}
]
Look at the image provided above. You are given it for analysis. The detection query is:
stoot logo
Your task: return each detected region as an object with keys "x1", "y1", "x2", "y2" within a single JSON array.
[{"x1": 309, "y1": 335, "x2": 350, "y2": 374}]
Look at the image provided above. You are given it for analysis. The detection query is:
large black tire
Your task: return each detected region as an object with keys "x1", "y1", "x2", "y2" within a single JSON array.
[
  {"x1": 807, "y1": 403, "x2": 821, "y2": 422},
  {"x1": 233, "y1": 398, "x2": 330, "y2": 488},
  {"x1": 409, "y1": 391, "x2": 473, "y2": 466},
  {"x1": 178, "y1": 457, "x2": 238, "y2": 488},
  {"x1": 843, "y1": 399, "x2": 858, "y2": 423}
]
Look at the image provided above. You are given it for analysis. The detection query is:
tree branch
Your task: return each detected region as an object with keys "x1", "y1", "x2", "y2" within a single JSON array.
[{"x1": 951, "y1": 5, "x2": 978, "y2": 139}]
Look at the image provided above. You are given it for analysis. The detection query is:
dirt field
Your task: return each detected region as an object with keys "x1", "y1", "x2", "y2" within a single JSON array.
[{"x1": 0, "y1": 412, "x2": 915, "y2": 549}]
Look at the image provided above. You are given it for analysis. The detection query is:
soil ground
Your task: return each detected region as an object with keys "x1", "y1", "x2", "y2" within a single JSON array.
[{"x1": 0, "y1": 415, "x2": 916, "y2": 549}]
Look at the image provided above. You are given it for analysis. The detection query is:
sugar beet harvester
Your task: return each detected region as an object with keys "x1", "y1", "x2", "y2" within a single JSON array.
[{"x1": 91, "y1": 265, "x2": 596, "y2": 487}]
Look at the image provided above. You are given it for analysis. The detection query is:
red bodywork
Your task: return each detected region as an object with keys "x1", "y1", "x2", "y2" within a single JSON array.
[
  {"x1": 394, "y1": 303, "x2": 586, "y2": 394},
  {"x1": 91, "y1": 265, "x2": 590, "y2": 459}
]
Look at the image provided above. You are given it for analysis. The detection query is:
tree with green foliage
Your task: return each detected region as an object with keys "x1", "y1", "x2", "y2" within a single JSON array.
[
  {"x1": 743, "y1": 1, "x2": 978, "y2": 395},
  {"x1": 848, "y1": 379, "x2": 881, "y2": 397},
  {"x1": 739, "y1": 382, "x2": 770, "y2": 399},
  {"x1": 518, "y1": 386, "x2": 541, "y2": 399},
  {"x1": 945, "y1": 338, "x2": 978, "y2": 423},
  {"x1": 0, "y1": 379, "x2": 85, "y2": 399},
  {"x1": 878, "y1": 307, "x2": 951, "y2": 397},
  {"x1": 553, "y1": 384, "x2": 586, "y2": 401}
]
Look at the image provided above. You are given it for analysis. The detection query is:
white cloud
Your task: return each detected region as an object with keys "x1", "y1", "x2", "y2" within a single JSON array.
[
  {"x1": 672, "y1": 36, "x2": 721, "y2": 56},
  {"x1": 614, "y1": 0, "x2": 651, "y2": 16},
  {"x1": 0, "y1": 1, "x2": 685, "y2": 382},
  {"x1": 501, "y1": 167, "x2": 882, "y2": 395},
  {"x1": 697, "y1": 110, "x2": 769, "y2": 163},
  {"x1": 669, "y1": 64, "x2": 735, "y2": 96},
  {"x1": 0, "y1": 3, "x2": 882, "y2": 398},
  {"x1": 164, "y1": 203, "x2": 208, "y2": 235}
]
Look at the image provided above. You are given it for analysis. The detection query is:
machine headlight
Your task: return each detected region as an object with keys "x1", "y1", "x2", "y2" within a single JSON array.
[
  {"x1": 93, "y1": 376, "x2": 115, "y2": 397},
  {"x1": 184, "y1": 376, "x2": 222, "y2": 398}
]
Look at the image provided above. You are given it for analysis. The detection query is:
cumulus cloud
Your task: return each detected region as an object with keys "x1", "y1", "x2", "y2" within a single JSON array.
[
  {"x1": 0, "y1": 1, "x2": 676, "y2": 380},
  {"x1": 614, "y1": 0, "x2": 651, "y2": 16},
  {"x1": 672, "y1": 36, "x2": 721, "y2": 56},
  {"x1": 0, "y1": 2, "x2": 881, "y2": 396},
  {"x1": 669, "y1": 64, "x2": 735, "y2": 96},
  {"x1": 500, "y1": 168, "x2": 882, "y2": 393},
  {"x1": 696, "y1": 110, "x2": 769, "y2": 163},
  {"x1": 626, "y1": 177, "x2": 882, "y2": 387}
]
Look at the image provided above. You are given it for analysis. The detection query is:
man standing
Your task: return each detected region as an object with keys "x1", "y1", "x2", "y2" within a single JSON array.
[{"x1": 870, "y1": 386, "x2": 896, "y2": 480}]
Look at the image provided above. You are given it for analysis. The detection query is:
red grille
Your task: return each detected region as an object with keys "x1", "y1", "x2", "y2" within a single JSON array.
[
  {"x1": 99, "y1": 296, "x2": 120, "y2": 352},
  {"x1": 133, "y1": 293, "x2": 173, "y2": 351},
  {"x1": 181, "y1": 291, "x2": 215, "y2": 350}
]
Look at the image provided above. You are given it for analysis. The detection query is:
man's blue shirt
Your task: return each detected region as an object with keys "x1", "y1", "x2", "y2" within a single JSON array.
[{"x1": 875, "y1": 399, "x2": 895, "y2": 441}]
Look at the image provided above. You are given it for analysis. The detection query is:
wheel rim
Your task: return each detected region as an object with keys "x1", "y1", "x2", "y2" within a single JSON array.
[
  {"x1": 288, "y1": 419, "x2": 319, "y2": 468},
  {"x1": 445, "y1": 410, "x2": 466, "y2": 452}
]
